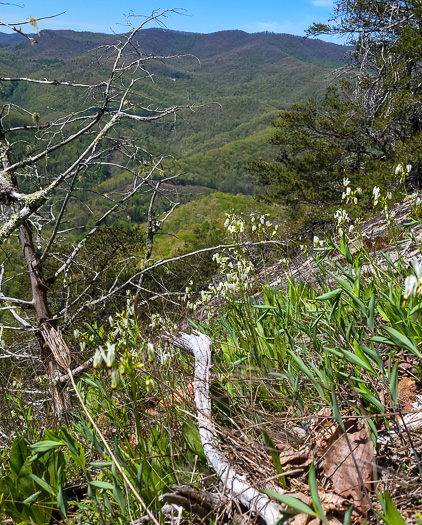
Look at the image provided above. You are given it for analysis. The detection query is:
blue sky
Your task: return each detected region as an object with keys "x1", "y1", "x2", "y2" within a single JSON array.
[{"x1": 2, "y1": 1, "x2": 337, "y2": 39}]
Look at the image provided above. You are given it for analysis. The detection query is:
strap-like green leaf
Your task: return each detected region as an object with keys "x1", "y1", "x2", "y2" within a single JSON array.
[{"x1": 261, "y1": 489, "x2": 317, "y2": 517}]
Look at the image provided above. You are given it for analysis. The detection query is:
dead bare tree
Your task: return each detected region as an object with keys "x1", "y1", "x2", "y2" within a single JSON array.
[{"x1": 0, "y1": 9, "x2": 192, "y2": 417}]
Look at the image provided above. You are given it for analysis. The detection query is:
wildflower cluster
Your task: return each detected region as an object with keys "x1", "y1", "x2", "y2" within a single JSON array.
[
  {"x1": 92, "y1": 341, "x2": 121, "y2": 390},
  {"x1": 249, "y1": 213, "x2": 279, "y2": 237},
  {"x1": 180, "y1": 212, "x2": 280, "y2": 312},
  {"x1": 181, "y1": 252, "x2": 254, "y2": 311},
  {"x1": 148, "y1": 313, "x2": 177, "y2": 333},
  {"x1": 223, "y1": 212, "x2": 279, "y2": 240},
  {"x1": 224, "y1": 214, "x2": 245, "y2": 236},
  {"x1": 334, "y1": 209, "x2": 351, "y2": 236},
  {"x1": 75, "y1": 294, "x2": 170, "y2": 394},
  {"x1": 313, "y1": 235, "x2": 324, "y2": 248},
  {"x1": 372, "y1": 185, "x2": 394, "y2": 225},
  {"x1": 409, "y1": 191, "x2": 422, "y2": 206},
  {"x1": 341, "y1": 177, "x2": 362, "y2": 205},
  {"x1": 395, "y1": 163, "x2": 412, "y2": 183}
]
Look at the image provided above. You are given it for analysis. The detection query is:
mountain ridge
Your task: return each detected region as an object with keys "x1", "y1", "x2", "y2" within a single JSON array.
[
  {"x1": 0, "y1": 27, "x2": 347, "y2": 215},
  {"x1": 0, "y1": 28, "x2": 350, "y2": 66}
]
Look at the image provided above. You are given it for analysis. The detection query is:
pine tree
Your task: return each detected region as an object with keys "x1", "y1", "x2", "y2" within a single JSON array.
[{"x1": 252, "y1": 0, "x2": 422, "y2": 223}]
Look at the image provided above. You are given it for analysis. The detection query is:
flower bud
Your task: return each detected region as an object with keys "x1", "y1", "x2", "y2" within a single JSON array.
[
  {"x1": 404, "y1": 275, "x2": 418, "y2": 300},
  {"x1": 147, "y1": 343, "x2": 155, "y2": 363},
  {"x1": 105, "y1": 342, "x2": 116, "y2": 368},
  {"x1": 93, "y1": 348, "x2": 103, "y2": 369},
  {"x1": 111, "y1": 368, "x2": 121, "y2": 390}
]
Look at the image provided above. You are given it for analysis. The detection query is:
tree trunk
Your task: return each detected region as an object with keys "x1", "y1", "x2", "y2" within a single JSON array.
[{"x1": 19, "y1": 220, "x2": 70, "y2": 419}]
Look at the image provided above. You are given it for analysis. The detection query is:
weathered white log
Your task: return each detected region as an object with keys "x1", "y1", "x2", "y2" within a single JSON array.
[{"x1": 165, "y1": 331, "x2": 283, "y2": 525}]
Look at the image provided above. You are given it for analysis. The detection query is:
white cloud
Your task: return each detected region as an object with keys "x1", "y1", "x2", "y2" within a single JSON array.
[{"x1": 312, "y1": 0, "x2": 333, "y2": 6}]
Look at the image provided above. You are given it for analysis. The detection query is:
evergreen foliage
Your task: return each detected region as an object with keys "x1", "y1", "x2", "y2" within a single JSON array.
[{"x1": 252, "y1": 0, "x2": 422, "y2": 225}]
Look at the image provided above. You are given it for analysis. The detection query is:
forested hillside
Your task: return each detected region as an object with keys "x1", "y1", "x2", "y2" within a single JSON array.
[{"x1": 0, "y1": 28, "x2": 348, "y2": 196}]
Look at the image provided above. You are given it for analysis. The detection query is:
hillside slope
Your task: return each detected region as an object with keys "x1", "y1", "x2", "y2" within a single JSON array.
[{"x1": 0, "y1": 28, "x2": 348, "y2": 200}]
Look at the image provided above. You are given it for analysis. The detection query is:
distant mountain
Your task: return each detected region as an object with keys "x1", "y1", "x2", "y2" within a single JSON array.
[
  {"x1": 0, "y1": 28, "x2": 348, "y2": 204},
  {"x1": 0, "y1": 28, "x2": 349, "y2": 65}
]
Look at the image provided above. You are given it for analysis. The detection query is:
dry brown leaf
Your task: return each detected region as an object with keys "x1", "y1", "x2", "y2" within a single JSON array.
[
  {"x1": 128, "y1": 433, "x2": 138, "y2": 447},
  {"x1": 321, "y1": 421, "x2": 374, "y2": 517},
  {"x1": 398, "y1": 377, "x2": 416, "y2": 412},
  {"x1": 159, "y1": 382, "x2": 194, "y2": 407},
  {"x1": 289, "y1": 513, "x2": 311, "y2": 525},
  {"x1": 313, "y1": 408, "x2": 338, "y2": 451},
  {"x1": 318, "y1": 491, "x2": 349, "y2": 511},
  {"x1": 277, "y1": 443, "x2": 312, "y2": 467}
]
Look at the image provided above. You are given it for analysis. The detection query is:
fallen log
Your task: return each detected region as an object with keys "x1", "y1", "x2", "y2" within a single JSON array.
[{"x1": 164, "y1": 331, "x2": 283, "y2": 525}]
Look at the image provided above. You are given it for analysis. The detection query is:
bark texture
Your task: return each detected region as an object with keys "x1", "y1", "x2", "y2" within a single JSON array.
[{"x1": 165, "y1": 331, "x2": 283, "y2": 525}]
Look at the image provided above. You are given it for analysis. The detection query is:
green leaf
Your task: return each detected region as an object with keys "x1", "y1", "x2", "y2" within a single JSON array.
[
  {"x1": 341, "y1": 347, "x2": 375, "y2": 375},
  {"x1": 308, "y1": 463, "x2": 328, "y2": 523},
  {"x1": 288, "y1": 350, "x2": 326, "y2": 400},
  {"x1": 89, "y1": 462, "x2": 113, "y2": 469},
  {"x1": 341, "y1": 237, "x2": 354, "y2": 265},
  {"x1": 57, "y1": 483, "x2": 67, "y2": 517},
  {"x1": 368, "y1": 292, "x2": 375, "y2": 331},
  {"x1": 344, "y1": 505, "x2": 354, "y2": 525},
  {"x1": 382, "y1": 492, "x2": 406, "y2": 524},
  {"x1": 360, "y1": 344, "x2": 384, "y2": 370},
  {"x1": 261, "y1": 489, "x2": 317, "y2": 517},
  {"x1": 259, "y1": 421, "x2": 287, "y2": 489},
  {"x1": 113, "y1": 481, "x2": 126, "y2": 512},
  {"x1": 30, "y1": 440, "x2": 63, "y2": 453},
  {"x1": 253, "y1": 304, "x2": 277, "y2": 309},
  {"x1": 89, "y1": 480, "x2": 114, "y2": 490},
  {"x1": 389, "y1": 362, "x2": 399, "y2": 405},
  {"x1": 9, "y1": 437, "x2": 29, "y2": 476},
  {"x1": 28, "y1": 473, "x2": 55, "y2": 495},
  {"x1": 60, "y1": 429, "x2": 78, "y2": 455},
  {"x1": 354, "y1": 387, "x2": 385, "y2": 413},
  {"x1": 353, "y1": 341, "x2": 376, "y2": 374},
  {"x1": 23, "y1": 490, "x2": 43, "y2": 505},
  {"x1": 80, "y1": 376, "x2": 103, "y2": 390},
  {"x1": 382, "y1": 326, "x2": 421, "y2": 357},
  {"x1": 315, "y1": 289, "x2": 342, "y2": 301},
  {"x1": 331, "y1": 389, "x2": 344, "y2": 429}
]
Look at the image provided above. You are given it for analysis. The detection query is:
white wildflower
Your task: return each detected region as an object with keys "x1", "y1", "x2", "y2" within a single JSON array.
[
  {"x1": 411, "y1": 258, "x2": 422, "y2": 283},
  {"x1": 372, "y1": 186, "x2": 380, "y2": 206},
  {"x1": 105, "y1": 342, "x2": 116, "y2": 368},
  {"x1": 93, "y1": 348, "x2": 103, "y2": 369},
  {"x1": 395, "y1": 164, "x2": 404, "y2": 175},
  {"x1": 404, "y1": 275, "x2": 418, "y2": 300}
]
